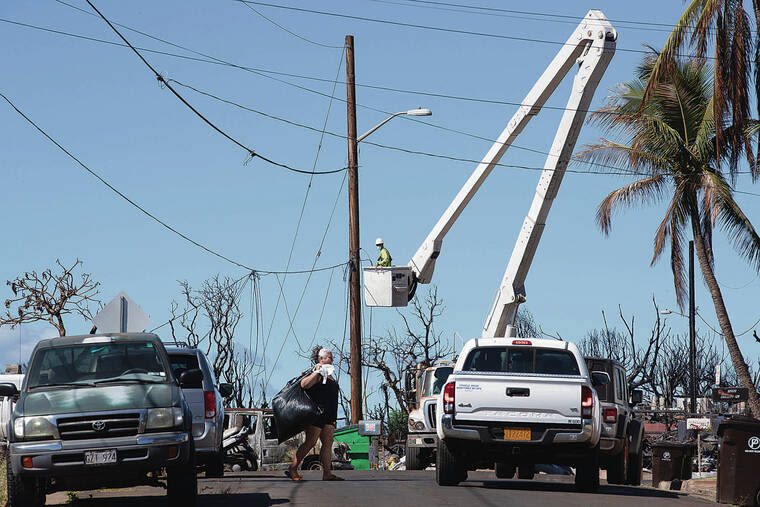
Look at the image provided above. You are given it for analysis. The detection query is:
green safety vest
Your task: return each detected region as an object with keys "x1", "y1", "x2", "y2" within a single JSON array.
[{"x1": 376, "y1": 247, "x2": 392, "y2": 267}]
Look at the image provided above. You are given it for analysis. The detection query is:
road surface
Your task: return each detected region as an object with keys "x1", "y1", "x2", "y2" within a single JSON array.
[{"x1": 47, "y1": 470, "x2": 716, "y2": 506}]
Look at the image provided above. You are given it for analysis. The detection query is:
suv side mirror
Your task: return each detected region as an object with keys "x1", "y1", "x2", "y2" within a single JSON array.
[
  {"x1": 218, "y1": 383, "x2": 233, "y2": 398},
  {"x1": 179, "y1": 368, "x2": 203, "y2": 388},
  {"x1": 0, "y1": 383, "x2": 19, "y2": 397},
  {"x1": 630, "y1": 390, "x2": 643, "y2": 406},
  {"x1": 591, "y1": 371, "x2": 610, "y2": 387}
]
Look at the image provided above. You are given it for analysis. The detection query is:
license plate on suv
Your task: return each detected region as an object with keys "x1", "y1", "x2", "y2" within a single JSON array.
[
  {"x1": 503, "y1": 428, "x2": 531, "y2": 441},
  {"x1": 84, "y1": 449, "x2": 117, "y2": 465}
]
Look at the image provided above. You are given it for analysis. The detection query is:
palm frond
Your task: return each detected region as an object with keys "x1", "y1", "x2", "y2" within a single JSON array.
[{"x1": 597, "y1": 175, "x2": 667, "y2": 234}]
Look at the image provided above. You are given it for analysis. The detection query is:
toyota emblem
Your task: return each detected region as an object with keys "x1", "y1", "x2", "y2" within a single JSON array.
[
  {"x1": 749, "y1": 436, "x2": 760, "y2": 450},
  {"x1": 92, "y1": 420, "x2": 106, "y2": 431}
]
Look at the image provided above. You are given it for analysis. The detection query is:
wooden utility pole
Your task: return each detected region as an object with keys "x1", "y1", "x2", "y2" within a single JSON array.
[{"x1": 345, "y1": 35, "x2": 363, "y2": 424}]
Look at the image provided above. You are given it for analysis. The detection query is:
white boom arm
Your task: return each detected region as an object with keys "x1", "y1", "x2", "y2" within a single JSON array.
[{"x1": 407, "y1": 10, "x2": 616, "y2": 336}]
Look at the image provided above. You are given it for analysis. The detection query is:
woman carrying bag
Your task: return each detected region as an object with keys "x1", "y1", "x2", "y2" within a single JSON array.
[{"x1": 285, "y1": 347, "x2": 343, "y2": 481}]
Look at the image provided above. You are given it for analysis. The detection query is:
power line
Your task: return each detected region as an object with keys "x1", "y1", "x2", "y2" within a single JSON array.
[
  {"x1": 9, "y1": 12, "x2": 757, "y2": 185},
  {"x1": 0, "y1": 91, "x2": 255, "y2": 271},
  {"x1": 82, "y1": 0, "x2": 345, "y2": 176},
  {"x1": 0, "y1": 91, "x2": 352, "y2": 275},
  {"x1": 237, "y1": 0, "x2": 345, "y2": 49},
  {"x1": 233, "y1": 1, "x2": 716, "y2": 59}
]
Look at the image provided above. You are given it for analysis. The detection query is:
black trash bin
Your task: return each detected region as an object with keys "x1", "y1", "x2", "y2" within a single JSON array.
[
  {"x1": 651, "y1": 442, "x2": 696, "y2": 490},
  {"x1": 717, "y1": 415, "x2": 760, "y2": 506}
]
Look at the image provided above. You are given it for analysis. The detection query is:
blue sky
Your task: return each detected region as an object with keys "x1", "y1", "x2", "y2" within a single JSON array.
[{"x1": 2, "y1": 0, "x2": 759, "y2": 408}]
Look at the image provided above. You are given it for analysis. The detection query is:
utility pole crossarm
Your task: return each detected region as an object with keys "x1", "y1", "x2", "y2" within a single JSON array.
[{"x1": 408, "y1": 11, "x2": 617, "y2": 293}]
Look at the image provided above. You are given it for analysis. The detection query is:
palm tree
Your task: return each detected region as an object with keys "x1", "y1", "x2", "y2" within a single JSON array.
[
  {"x1": 577, "y1": 55, "x2": 760, "y2": 416},
  {"x1": 647, "y1": 0, "x2": 758, "y2": 179}
]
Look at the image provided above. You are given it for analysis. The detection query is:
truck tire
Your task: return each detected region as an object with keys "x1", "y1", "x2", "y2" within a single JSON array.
[
  {"x1": 168, "y1": 440, "x2": 198, "y2": 507},
  {"x1": 405, "y1": 442, "x2": 423, "y2": 470},
  {"x1": 625, "y1": 449, "x2": 643, "y2": 486},
  {"x1": 205, "y1": 445, "x2": 225, "y2": 478},
  {"x1": 435, "y1": 439, "x2": 463, "y2": 486},
  {"x1": 606, "y1": 449, "x2": 626, "y2": 484},
  {"x1": 517, "y1": 465, "x2": 535, "y2": 480},
  {"x1": 6, "y1": 452, "x2": 45, "y2": 507},
  {"x1": 575, "y1": 445, "x2": 600, "y2": 493},
  {"x1": 495, "y1": 462, "x2": 515, "y2": 479}
]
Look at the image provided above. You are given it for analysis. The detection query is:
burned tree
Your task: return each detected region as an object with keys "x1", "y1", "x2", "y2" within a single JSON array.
[
  {"x1": 578, "y1": 296, "x2": 666, "y2": 395},
  {"x1": 169, "y1": 275, "x2": 254, "y2": 405},
  {"x1": 362, "y1": 286, "x2": 454, "y2": 412},
  {"x1": 1, "y1": 259, "x2": 100, "y2": 336}
]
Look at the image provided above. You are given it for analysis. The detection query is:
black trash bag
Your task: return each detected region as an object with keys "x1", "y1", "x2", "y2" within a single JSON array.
[{"x1": 272, "y1": 375, "x2": 324, "y2": 443}]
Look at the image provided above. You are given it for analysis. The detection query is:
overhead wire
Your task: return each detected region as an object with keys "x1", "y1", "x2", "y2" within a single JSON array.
[
  {"x1": 257, "y1": 53, "x2": 345, "y2": 383},
  {"x1": 0, "y1": 92, "x2": 350, "y2": 277},
  {"x1": 233, "y1": 0, "x2": 717, "y2": 59},
  {"x1": 82, "y1": 0, "x2": 345, "y2": 176},
  {"x1": 237, "y1": 0, "x2": 345, "y2": 49}
]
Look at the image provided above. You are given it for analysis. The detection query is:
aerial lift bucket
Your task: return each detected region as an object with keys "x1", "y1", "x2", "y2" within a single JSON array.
[{"x1": 363, "y1": 266, "x2": 413, "y2": 307}]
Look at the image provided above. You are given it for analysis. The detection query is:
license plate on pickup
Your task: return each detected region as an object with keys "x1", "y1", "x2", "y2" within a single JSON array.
[
  {"x1": 503, "y1": 428, "x2": 531, "y2": 441},
  {"x1": 84, "y1": 449, "x2": 117, "y2": 465}
]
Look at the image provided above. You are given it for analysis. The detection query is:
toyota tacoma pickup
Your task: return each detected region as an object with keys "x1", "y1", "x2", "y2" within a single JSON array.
[
  {"x1": 435, "y1": 337, "x2": 609, "y2": 491},
  {"x1": 0, "y1": 333, "x2": 198, "y2": 507}
]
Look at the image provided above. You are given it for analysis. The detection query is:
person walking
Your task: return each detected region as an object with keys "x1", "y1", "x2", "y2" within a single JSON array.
[
  {"x1": 375, "y1": 238, "x2": 392, "y2": 267},
  {"x1": 286, "y1": 347, "x2": 343, "y2": 481}
]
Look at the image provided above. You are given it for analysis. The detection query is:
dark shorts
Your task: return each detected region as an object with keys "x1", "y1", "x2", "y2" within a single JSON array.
[{"x1": 311, "y1": 417, "x2": 337, "y2": 429}]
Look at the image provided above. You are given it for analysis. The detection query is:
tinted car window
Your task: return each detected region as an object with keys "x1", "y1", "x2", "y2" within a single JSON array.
[
  {"x1": 28, "y1": 341, "x2": 167, "y2": 387},
  {"x1": 463, "y1": 347, "x2": 580, "y2": 375},
  {"x1": 535, "y1": 350, "x2": 580, "y2": 375},
  {"x1": 168, "y1": 354, "x2": 200, "y2": 379}
]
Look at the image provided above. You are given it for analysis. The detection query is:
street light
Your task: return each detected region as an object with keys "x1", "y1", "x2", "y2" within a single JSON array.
[{"x1": 357, "y1": 108, "x2": 433, "y2": 143}]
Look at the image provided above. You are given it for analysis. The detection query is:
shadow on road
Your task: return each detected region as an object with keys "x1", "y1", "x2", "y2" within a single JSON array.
[
  {"x1": 49, "y1": 493, "x2": 290, "y2": 507},
  {"x1": 476, "y1": 480, "x2": 682, "y2": 499}
]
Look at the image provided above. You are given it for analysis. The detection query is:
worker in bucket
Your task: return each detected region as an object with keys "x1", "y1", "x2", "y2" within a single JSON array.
[{"x1": 375, "y1": 238, "x2": 392, "y2": 267}]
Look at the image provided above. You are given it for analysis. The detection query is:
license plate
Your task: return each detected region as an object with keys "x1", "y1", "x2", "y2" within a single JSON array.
[
  {"x1": 503, "y1": 428, "x2": 531, "y2": 441},
  {"x1": 84, "y1": 449, "x2": 117, "y2": 465}
]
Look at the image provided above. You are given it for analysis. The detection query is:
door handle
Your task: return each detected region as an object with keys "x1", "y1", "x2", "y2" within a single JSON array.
[{"x1": 506, "y1": 387, "x2": 530, "y2": 397}]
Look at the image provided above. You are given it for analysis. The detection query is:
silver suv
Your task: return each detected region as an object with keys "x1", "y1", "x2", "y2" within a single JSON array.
[
  {"x1": 0, "y1": 333, "x2": 197, "y2": 507},
  {"x1": 165, "y1": 347, "x2": 232, "y2": 478}
]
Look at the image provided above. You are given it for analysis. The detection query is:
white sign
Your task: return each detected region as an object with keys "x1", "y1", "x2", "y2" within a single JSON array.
[
  {"x1": 92, "y1": 292, "x2": 151, "y2": 333},
  {"x1": 687, "y1": 417, "x2": 711, "y2": 430}
]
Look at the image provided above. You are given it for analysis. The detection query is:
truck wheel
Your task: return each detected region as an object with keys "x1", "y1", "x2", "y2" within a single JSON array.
[
  {"x1": 606, "y1": 450, "x2": 626, "y2": 484},
  {"x1": 495, "y1": 462, "x2": 515, "y2": 479},
  {"x1": 302, "y1": 456, "x2": 323, "y2": 470},
  {"x1": 405, "y1": 442, "x2": 423, "y2": 470},
  {"x1": 435, "y1": 439, "x2": 463, "y2": 486},
  {"x1": 517, "y1": 465, "x2": 535, "y2": 480},
  {"x1": 575, "y1": 446, "x2": 600, "y2": 493},
  {"x1": 6, "y1": 453, "x2": 45, "y2": 507},
  {"x1": 625, "y1": 449, "x2": 642, "y2": 486},
  {"x1": 205, "y1": 445, "x2": 225, "y2": 478},
  {"x1": 168, "y1": 440, "x2": 198, "y2": 507}
]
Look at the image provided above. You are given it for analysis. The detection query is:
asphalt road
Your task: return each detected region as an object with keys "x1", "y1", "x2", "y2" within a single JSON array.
[{"x1": 47, "y1": 470, "x2": 717, "y2": 507}]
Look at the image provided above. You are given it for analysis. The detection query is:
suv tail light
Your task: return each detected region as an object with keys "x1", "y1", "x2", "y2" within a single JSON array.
[
  {"x1": 581, "y1": 385, "x2": 593, "y2": 418},
  {"x1": 512, "y1": 340, "x2": 532, "y2": 345},
  {"x1": 603, "y1": 407, "x2": 617, "y2": 424},
  {"x1": 204, "y1": 391, "x2": 216, "y2": 419},
  {"x1": 443, "y1": 382, "x2": 455, "y2": 415}
]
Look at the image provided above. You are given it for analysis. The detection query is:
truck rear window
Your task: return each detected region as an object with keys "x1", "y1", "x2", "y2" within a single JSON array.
[{"x1": 462, "y1": 347, "x2": 580, "y2": 375}]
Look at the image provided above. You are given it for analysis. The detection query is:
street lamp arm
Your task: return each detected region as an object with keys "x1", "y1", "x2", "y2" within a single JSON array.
[{"x1": 357, "y1": 111, "x2": 406, "y2": 143}]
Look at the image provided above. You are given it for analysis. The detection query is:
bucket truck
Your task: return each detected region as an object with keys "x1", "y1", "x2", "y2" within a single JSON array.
[{"x1": 364, "y1": 11, "x2": 628, "y2": 491}]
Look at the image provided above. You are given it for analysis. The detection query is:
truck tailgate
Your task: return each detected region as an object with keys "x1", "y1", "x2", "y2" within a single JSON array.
[{"x1": 454, "y1": 374, "x2": 584, "y2": 425}]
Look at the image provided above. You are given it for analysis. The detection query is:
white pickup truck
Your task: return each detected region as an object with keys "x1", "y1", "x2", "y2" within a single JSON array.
[{"x1": 435, "y1": 337, "x2": 609, "y2": 491}]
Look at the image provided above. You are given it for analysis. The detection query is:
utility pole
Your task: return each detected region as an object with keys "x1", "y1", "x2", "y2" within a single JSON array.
[
  {"x1": 345, "y1": 34, "x2": 363, "y2": 424},
  {"x1": 689, "y1": 240, "x2": 697, "y2": 414}
]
